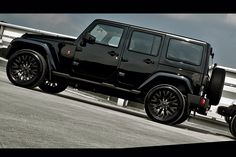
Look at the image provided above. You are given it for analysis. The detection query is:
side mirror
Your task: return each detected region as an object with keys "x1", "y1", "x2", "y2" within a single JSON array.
[
  {"x1": 210, "y1": 47, "x2": 214, "y2": 59},
  {"x1": 80, "y1": 33, "x2": 96, "y2": 47}
]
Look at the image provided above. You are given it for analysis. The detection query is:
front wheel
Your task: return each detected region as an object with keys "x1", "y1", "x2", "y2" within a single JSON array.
[
  {"x1": 39, "y1": 77, "x2": 68, "y2": 94},
  {"x1": 229, "y1": 114, "x2": 236, "y2": 138},
  {"x1": 6, "y1": 49, "x2": 47, "y2": 88},
  {"x1": 144, "y1": 84, "x2": 185, "y2": 125},
  {"x1": 225, "y1": 116, "x2": 232, "y2": 124}
]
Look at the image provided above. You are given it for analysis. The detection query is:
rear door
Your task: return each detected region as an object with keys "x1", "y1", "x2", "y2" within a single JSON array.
[{"x1": 117, "y1": 28, "x2": 164, "y2": 88}]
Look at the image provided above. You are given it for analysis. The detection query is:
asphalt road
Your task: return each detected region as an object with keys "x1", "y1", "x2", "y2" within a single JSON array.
[{"x1": 0, "y1": 64, "x2": 233, "y2": 148}]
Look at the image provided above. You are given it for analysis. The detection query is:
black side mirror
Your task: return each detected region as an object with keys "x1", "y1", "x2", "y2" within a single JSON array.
[
  {"x1": 210, "y1": 47, "x2": 214, "y2": 59},
  {"x1": 80, "y1": 33, "x2": 96, "y2": 47}
]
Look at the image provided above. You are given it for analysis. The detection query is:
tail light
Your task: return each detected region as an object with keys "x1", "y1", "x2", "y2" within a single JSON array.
[{"x1": 199, "y1": 98, "x2": 206, "y2": 106}]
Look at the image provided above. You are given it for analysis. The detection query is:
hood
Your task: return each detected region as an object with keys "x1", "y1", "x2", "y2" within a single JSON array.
[{"x1": 21, "y1": 33, "x2": 76, "y2": 44}]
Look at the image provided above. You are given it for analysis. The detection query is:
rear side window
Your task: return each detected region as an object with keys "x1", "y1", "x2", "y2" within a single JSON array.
[
  {"x1": 128, "y1": 31, "x2": 162, "y2": 56},
  {"x1": 167, "y1": 39, "x2": 203, "y2": 65},
  {"x1": 90, "y1": 24, "x2": 124, "y2": 48}
]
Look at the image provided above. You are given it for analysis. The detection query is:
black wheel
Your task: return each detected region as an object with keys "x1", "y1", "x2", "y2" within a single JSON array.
[
  {"x1": 174, "y1": 103, "x2": 191, "y2": 124},
  {"x1": 225, "y1": 116, "x2": 232, "y2": 124},
  {"x1": 144, "y1": 84, "x2": 185, "y2": 125},
  {"x1": 207, "y1": 68, "x2": 226, "y2": 105},
  {"x1": 6, "y1": 49, "x2": 47, "y2": 88},
  {"x1": 39, "y1": 77, "x2": 68, "y2": 94},
  {"x1": 229, "y1": 114, "x2": 236, "y2": 138}
]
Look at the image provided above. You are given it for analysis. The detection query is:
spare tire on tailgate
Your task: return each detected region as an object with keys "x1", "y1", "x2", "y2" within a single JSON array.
[{"x1": 207, "y1": 68, "x2": 226, "y2": 105}]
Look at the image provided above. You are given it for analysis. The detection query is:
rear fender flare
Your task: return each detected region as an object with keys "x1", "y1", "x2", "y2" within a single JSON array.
[{"x1": 138, "y1": 72, "x2": 193, "y2": 94}]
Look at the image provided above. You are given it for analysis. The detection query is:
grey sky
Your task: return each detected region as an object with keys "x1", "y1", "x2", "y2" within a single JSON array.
[{"x1": 0, "y1": 14, "x2": 236, "y2": 69}]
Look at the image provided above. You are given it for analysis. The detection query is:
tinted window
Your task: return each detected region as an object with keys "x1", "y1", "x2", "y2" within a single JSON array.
[
  {"x1": 90, "y1": 24, "x2": 124, "y2": 47},
  {"x1": 129, "y1": 31, "x2": 161, "y2": 56},
  {"x1": 167, "y1": 39, "x2": 203, "y2": 65}
]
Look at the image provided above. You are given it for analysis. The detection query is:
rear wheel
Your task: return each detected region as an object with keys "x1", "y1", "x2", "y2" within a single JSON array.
[
  {"x1": 39, "y1": 77, "x2": 68, "y2": 94},
  {"x1": 6, "y1": 49, "x2": 47, "y2": 88},
  {"x1": 144, "y1": 84, "x2": 185, "y2": 125},
  {"x1": 174, "y1": 102, "x2": 191, "y2": 124},
  {"x1": 207, "y1": 68, "x2": 226, "y2": 105}
]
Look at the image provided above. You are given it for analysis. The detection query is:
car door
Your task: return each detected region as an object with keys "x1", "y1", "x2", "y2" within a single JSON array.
[
  {"x1": 72, "y1": 22, "x2": 128, "y2": 82},
  {"x1": 117, "y1": 28, "x2": 164, "y2": 89}
]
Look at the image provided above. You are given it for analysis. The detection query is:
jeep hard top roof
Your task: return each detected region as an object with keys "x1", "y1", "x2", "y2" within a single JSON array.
[{"x1": 94, "y1": 19, "x2": 210, "y2": 46}]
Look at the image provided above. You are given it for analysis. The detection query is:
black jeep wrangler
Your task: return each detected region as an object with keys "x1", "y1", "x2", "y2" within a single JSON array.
[{"x1": 5, "y1": 19, "x2": 225, "y2": 125}]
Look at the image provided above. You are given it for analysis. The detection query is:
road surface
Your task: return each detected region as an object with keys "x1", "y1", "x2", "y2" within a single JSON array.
[{"x1": 0, "y1": 64, "x2": 233, "y2": 148}]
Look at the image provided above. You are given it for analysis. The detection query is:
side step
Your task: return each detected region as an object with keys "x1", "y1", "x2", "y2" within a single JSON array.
[{"x1": 52, "y1": 71, "x2": 141, "y2": 95}]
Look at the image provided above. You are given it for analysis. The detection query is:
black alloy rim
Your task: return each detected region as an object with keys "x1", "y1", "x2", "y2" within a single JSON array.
[
  {"x1": 148, "y1": 88, "x2": 181, "y2": 121},
  {"x1": 9, "y1": 53, "x2": 40, "y2": 83}
]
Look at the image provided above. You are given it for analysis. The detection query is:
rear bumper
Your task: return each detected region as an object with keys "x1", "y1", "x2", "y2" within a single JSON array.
[{"x1": 187, "y1": 94, "x2": 210, "y2": 109}]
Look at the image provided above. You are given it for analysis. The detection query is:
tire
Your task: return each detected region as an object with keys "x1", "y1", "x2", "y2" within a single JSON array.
[
  {"x1": 6, "y1": 49, "x2": 47, "y2": 88},
  {"x1": 207, "y1": 68, "x2": 226, "y2": 105},
  {"x1": 39, "y1": 77, "x2": 68, "y2": 94},
  {"x1": 225, "y1": 116, "x2": 232, "y2": 124},
  {"x1": 229, "y1": 114, "x2": 236, "y2": 138},
  {"x1": 174, "y1": 103, "x2": 191, "y2": 124},
  {"x1": 144, "y1": 84, "x2": 185, "y2": 125}
]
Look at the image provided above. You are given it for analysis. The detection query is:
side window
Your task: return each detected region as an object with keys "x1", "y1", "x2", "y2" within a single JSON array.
[
  {"x1": 90, "y1": 24, "x2": 124, "y2": 48},
  {"x1": 167, "y1": 39, "x2": 203, "y2": 65},
  {"x1": 128, "y1": 31, "x2": 161, "y2": 56}
]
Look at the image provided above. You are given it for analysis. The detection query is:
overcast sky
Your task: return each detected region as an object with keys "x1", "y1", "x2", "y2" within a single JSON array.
[{"x1": 0, "y1": 14, "x2": 236, "y2": 69}]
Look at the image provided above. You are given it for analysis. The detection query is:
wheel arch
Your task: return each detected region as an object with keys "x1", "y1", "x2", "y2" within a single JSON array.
[
  {"x1": 6, "y1": 39, "x2": 57, "y2": 71},
  {"x1": 139, "y1": 72, "x2": 193, "y2": 96}
]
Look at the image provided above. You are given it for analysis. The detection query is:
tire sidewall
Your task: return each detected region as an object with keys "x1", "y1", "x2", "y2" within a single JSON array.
[
  {"x1": 229, "y1": 114, "x2": 236, "y2": 138},
  {"x1": 39, "y1": 77, "x2": 68, "y2": 94},
  {"x1": 174, "y1": 102, "x2": 191, "y2": 124},
  {"x1": 225, "y1": 116, "x2": 231, "y2": 124}
]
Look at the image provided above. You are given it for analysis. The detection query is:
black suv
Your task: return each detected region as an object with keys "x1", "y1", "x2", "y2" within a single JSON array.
[{"x1": 5, "y1": 19, "x2": 226, "y2": 125}]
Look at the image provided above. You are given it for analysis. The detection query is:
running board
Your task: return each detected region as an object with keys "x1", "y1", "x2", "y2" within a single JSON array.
[{"x1": 52, "y1": 71, "x2": 141, "y2": 95}]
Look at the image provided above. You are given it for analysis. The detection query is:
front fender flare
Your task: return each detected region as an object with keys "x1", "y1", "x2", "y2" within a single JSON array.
[{"x1": 7, "y1": 38, "x2": 56, "y2": 70}]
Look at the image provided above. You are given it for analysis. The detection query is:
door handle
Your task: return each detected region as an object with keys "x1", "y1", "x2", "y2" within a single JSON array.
[
  {"x1": 143, "y1": 58, "x2": 154, "y2": 64},
  {"x1": 108, "y1": 51, "x2": 119, "y2": 57}
]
